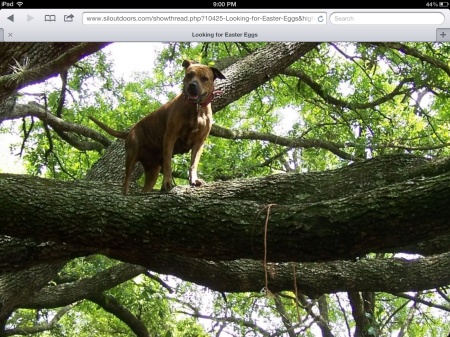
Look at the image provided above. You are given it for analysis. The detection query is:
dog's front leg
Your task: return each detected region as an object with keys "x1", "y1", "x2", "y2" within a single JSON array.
[
  {"x1": 162, "y1": 132, "x2": 176, "y2": 191},
  {"x1": 189, "y1": 141, "x2": 206, "y2": 187}
]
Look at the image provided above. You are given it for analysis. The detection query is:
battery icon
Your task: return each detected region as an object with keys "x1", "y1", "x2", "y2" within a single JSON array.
[{"x1": 439, "y1": 2, "x2": 449, "y2": 6}]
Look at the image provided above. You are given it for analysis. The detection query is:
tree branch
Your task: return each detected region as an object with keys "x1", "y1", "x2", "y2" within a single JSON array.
[
  {"x1": 281, "y1": 68, "x2": 413, "y2": 110},
  {"x1": 210, "y1": 124, "x2": 358, "y2": 161},
  {"x1": 210, "y1": 42, "x2": 321, "y2": 113},
  {"x1": 3, "y1": 304, "x2": 75, "y2": 337},
  {"x1": 0, "y1": 43, "x2": 110, "y2": 102},
  {"x1": 371, "y1": 42, "x2": 450, "y2": 78},
  {"x1": 21, "y1": 262, "x2": 147, "y2": 309},
  {"x1": 175, "y1": 298, "x2": 272, "y2": 337},
  {"x1": 394, "y1": 292, "x2": 450, "y2": 313},
  {"x1": 88, "y1": 293, "x2": 150, "y2": 337},
  {"x1": 1, "y1": 101, "x2": 110, "y2": 150}
]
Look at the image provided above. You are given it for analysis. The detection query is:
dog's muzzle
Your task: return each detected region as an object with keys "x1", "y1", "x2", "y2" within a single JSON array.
[
  {"x1": 185, "y1": 82, "x2": 207, "y2": 102},
  {"x1": 184, "y1": 81, "x2": 223, "y2": 111}
]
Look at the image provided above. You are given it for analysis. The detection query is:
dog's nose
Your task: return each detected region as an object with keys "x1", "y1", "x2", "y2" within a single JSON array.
[{"x1": 187, "y1": 81, "x2": 199, "y2": 95}]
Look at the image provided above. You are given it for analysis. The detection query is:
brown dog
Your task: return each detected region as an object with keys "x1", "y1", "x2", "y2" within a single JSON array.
[{"x1": 89, "y1": 59, "x2": 226, "y2": 195}]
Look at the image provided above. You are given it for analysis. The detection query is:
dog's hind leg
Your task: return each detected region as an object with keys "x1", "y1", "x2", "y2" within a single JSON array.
[
  {"x1": 121, "y1": 141, "x2": 139, "y2": 195},
  {"x1": 142, "y1": 164, "x2": 161, "y2": 192},
  {"x1": 122, "y1": 154, "x2": 135, "y2": 195}
]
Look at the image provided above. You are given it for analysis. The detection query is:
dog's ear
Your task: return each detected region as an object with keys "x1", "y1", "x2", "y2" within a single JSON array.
[
  {"x1": 211, "y1": 67, "x2": 226, "y2": 80},
  {"x1": 182, "y1": 60, "x2": 200, "y2": 69},
  {"x1": 182, "y1": 60, "x2": 193, "y2": 69}
]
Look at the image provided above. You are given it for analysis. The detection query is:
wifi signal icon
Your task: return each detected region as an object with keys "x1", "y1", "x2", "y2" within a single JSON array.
[{"x1": 16, "y1": 1, "x2": 23, "y2": 6}]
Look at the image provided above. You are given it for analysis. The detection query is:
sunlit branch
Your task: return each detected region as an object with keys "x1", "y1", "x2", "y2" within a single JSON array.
[
  {"x1": 330, "y1": 43, "x2": 387, "y2": 97},
  {"x1": 88, "y1": 293, "x2": 149, "y2": 337},
  {"x1": 210, "y1": 124, "x2": 358, "y2": 161},
  {"x1": 174, "y1": 298, "x2": 272, "y2": 337},
  {"x1": 3, "y1": 304, "x2": 75, "y2": 337},
  {"x1": 280, "y1": 68, "x2": 413, "y2": 110},
  {"x1": 144, "y1": 271, "x2": 174, "y2": 293},
  {"x1": 371, "y1": 42, "x2": 450, "y2": 78},
  {"x1": 2, "y1": 101, "x2": 111, "y2": 149},
  {"x1": 394, "y1": 292, "x2": 450, "y2": 313}
]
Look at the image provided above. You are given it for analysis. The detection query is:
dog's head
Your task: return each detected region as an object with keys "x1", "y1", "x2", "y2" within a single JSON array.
[{"x1": 182, "y1": 60, "x2": 226, "y2": 103}]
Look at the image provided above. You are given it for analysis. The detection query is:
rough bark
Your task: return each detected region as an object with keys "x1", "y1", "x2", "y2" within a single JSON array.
[
  {"x1": 1, "y1": 154, "x2": 450, "y2": 298},
  {"x1": 0, "y1": 42, "x2": 110, "y2": 107},
  {"x1": 210, "y1": 42, "x2": 320, "y2": 113},
  {"x1": 0, "y1": 262, "x2": 65, "y2": 321},
  {"x1": 21, "y1": 263, "x2": 147, "y2": 309},
  {"x1": 1, "y1": 154, "x2": 450, "y2": 264}
]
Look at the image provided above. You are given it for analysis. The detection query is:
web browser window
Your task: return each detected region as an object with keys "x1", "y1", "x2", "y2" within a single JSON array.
[{"x1": 1, "y1": 3, "x2": 450, "y2": 337}]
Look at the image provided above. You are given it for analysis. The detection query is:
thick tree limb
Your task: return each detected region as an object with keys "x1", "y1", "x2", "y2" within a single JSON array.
[
  {"x1": 2, "y1": 241, "x2": 450, "y2": 297},
  {"x1": 0, "y1": 236, "x2": 94, "y2": 270},
  {"x1": 210, "y1": 42, "x2": 321, "y2": 113},
  {"x1": 0, "y1": 155, "x2": 450, "y2": 265},
  {"x1": 136, "y1": 252, "x2": 450, "y2": 296},
  {"x1": 21, "y1": 262, "x2": 147, "y2": 309},
  {"x1": 0, "y1": 262, "x2": 66, "y2": 319}
]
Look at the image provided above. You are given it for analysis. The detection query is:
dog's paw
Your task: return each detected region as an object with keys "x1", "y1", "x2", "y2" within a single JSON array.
[
  {"x1": 190, "y1": 179, "x2": 205, "y2": 187},
  {"x1": 161, "y1": 181, "x2": 174, "y2": 192}
]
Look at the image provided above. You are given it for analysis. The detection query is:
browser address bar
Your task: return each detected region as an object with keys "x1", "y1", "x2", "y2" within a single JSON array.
[{"x1": 83, "y1": 12, "x2": 327, "y2": 25}]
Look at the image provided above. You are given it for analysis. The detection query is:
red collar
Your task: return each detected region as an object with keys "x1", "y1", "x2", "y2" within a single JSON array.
[{"x1": 184, "y1": 89, "x2": 223, "y2": 108}]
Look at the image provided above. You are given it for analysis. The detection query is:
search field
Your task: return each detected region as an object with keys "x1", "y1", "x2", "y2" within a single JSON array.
[
  {"x1": 330, "y1": 12, "x2": 445, "y2": 25},
  {"x1": 83, "y1": 13, "x2": 327, "y2": 25}
]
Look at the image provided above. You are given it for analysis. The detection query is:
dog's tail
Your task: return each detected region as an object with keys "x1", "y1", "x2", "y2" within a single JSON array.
[{"x1": 89, "y1": 116, "x2": 128, "y2": 140}]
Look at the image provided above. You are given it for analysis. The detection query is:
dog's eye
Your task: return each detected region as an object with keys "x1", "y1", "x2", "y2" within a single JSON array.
[{"x1": 201, "y1": 76, "x2": 209, "y2": 82}]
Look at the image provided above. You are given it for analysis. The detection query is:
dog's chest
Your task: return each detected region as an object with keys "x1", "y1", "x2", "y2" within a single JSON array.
[
  {"x1": 174, "y1": 110, "x2": 211, "y2": 153},
  {"x1": 184, "y1": 108, "x2": 211, "y2": 132}
]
